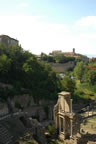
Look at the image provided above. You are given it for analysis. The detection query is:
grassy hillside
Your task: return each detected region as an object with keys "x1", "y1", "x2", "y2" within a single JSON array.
[{"x1": 75, "y1": 80, "x2": 96, "y2": 100}]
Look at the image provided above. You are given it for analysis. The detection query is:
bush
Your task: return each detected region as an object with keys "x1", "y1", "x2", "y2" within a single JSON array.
[
  {"x1": 60, "y1": 76, "x2": 76, "y2": 94},
  {"x1": 72, "y1": 89, "x2": 90, "y2": 104},
  {"x1": 48, "y1": 125, "x2": 54, "y2": 136},
  {"x1": 74, "y1": 89, "x2": 84, "y2": 96}
]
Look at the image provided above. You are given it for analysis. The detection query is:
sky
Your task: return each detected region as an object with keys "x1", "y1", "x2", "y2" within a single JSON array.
[{"x1": 0, "y1": 0, "x2": 96, "y2": 57}]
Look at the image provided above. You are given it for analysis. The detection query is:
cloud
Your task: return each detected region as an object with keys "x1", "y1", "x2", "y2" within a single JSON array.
[
  {"x1": 76, "y1": 16, "x2": 96, "y2": 28},
  {"x1": 17, "y1": 2, "x2": 29, "y2": 8},
  {"x1": 0, "y1": 16, "x2": 96, "y2": 56},
  {"x1": 0, "y1": 16, "x2": 69, "y2": 54},
  {"x1": 69, "y1": 16, "x2": 96, "y2": 55}
]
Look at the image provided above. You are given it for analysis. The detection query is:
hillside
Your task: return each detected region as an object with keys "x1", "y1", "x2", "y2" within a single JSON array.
[{"x1": 0, "y1": 44, "x2": 60, "y2": 102}]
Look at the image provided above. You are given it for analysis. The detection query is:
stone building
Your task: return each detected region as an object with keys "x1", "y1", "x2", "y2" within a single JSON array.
[
  {"x1": 52, "y1": 50, "x2": 62, "y2": 55},
  {"x1": 53, "y1": 91, "x2": 78, "y2": 141},
  {"x1": 0, "y1": 35, "x2": 18, "y2": 48},
  {"x1": 52, "y1": 48, "x2": 76, "y2": 57}
]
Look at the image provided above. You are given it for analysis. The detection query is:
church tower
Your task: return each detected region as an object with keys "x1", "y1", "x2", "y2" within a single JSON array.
[{"x1": 73, "y1": 48, "x2": 75, "y2": 54}]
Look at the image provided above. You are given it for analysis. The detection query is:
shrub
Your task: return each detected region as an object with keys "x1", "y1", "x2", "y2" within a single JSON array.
[{"x1": 48, "y1": 125, "x2": 54, "y2": 136}]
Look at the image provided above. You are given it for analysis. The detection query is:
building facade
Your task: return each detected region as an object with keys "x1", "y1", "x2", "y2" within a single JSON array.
[
  {"x1": 0, "y1": 35, "x2": 18, "y2": 48},
  {"x1": 52, "y1": 48, "x2": 76, "y2": 57}
]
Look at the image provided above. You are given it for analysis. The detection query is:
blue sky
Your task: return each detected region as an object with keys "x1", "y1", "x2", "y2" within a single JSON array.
[
  {"x1": 0, "y1": 0, "x2": 96, "y2": 57},
  {"x1": 1, "y1": 0, "x2": 96, "y2": 22}
]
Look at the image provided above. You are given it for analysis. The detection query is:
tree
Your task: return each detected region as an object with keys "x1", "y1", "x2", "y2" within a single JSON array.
[
  {"x1": 0, "y1": 44, "x2": 60, "y2": 101},
  {"x1": 61, "y1": 76, "x2": 75, "y2": 94},
  {"x1": 22, "y1": 57, "x2": 60, "y2": 100},
  {"x1": 0, "y1": 43, "x2": 7, "y2": 55},
  {"x1": 40, "y1": 53, "x2": 48, "y2": 61},
  {"x1": 75, "y1": 55, "x2": 89, "y2": 64},
  {"x1": 73, "y1": 61, "x2": 86, "y2": 82},
  {"x1": 54, "y1": 54, "x2": 66, "y2": 63},
  {"x1": 54, "y1": 54, "x2": 75, "y2": 63},
  {"x1": 23, "y1": 56, "x2": 38, "y2": 73},
  {"x1": 0, "y1": 54, "x2": 11, "y2": 74},
  {"x1": 40, "y1": 53, "x2": 55, "y2": 63},
  {"x1": 86, "y1": 70, "x2": 96, "y2": 85}
]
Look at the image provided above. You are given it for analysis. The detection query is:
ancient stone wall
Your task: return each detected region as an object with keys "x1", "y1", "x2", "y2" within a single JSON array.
[
  {"x1": 51, "y1": 61, "x2": 75, "y2": 72},
  {"x1": 12, "y1": 94, "x2": 35, "y2": 108},
  {"x1": 0, "y1": 103, "x2": 9, "y2": 116}
]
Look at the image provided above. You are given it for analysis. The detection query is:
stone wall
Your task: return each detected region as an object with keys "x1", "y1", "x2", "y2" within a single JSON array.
[
  {"x1": 0, "y1": 82, "x2": 13, "y2": 89},
  {"x1": 0, "y1": 102, "x2": 9, "y2": 116},
  {"x1": 0, "y1": 92, "x2": 55, "y2": 126},
  {"x1": 11, "y1": 94, "x2": 35, "y2": 109},
  {"x1": 9, "y1": 95, "x2": 55, "y2": 123},
  {"x1": 24, "y1": 104, "x2": 54, "y2": 122},
  {"x1": 51, "y1": 61, "x2": 75, "y2": 72}
]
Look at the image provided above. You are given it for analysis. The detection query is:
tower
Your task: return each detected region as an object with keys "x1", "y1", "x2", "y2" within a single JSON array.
[{"x1": 73, "y1": 48, "x2": 75, "y2": 54}]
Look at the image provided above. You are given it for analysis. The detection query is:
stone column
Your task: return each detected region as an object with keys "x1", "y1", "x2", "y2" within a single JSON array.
[
  {"x1": 70, "y1": 119, "x2": 73, "y2": 138},
  {"x1": 70, "y1": 99, "x2": 73, "y2": 113},
  {"x1": 59, "y1": 117, "x2": 61, "y2": 135},
  {"x1": 56, "y1": 114, "x2": 57, "y2": 129},
  {"x1": 63, "y1": 117, "x2": 65, "y2": 134},
  {"x1": 59, "y1": 98, "x2": 60, "y2": 112},
  {"x1": 63, "y1": 98, "x2": 65, "y2": 112}
]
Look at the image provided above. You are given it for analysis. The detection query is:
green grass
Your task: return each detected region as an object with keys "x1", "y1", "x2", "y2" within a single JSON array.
[
  {"x1": 78, "y1": 81, "x2": 96, "y2": 97},
  {"x1": 73, "y1": 80, "x2": 96, "y2": 103},
  {"x1": 91, "y1": 117, "x2": 96, "y2": 120},
  {"x1": 81, "y1": 116, "x2": 96, "y2": 134},
  {"x1": 75, "y1": 80, "x2": 81, "y2": 88}
]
